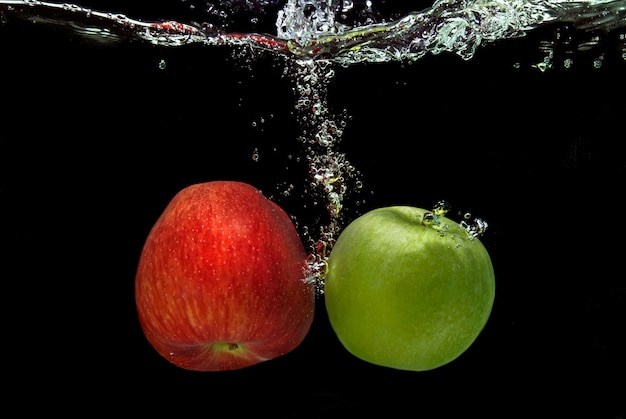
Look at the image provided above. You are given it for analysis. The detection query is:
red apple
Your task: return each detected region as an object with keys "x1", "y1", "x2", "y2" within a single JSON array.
[{"x1": 135, "y1": 181, "x2": 315, "y2": 371}]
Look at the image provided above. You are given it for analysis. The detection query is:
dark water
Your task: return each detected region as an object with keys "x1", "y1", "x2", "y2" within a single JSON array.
[{"x1": 1, "y1": 1, "x2": 625, "y2": 416}]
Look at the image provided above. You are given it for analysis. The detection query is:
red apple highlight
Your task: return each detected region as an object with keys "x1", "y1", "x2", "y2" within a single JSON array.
[{"x1": 135, "y1": 181, "x2": 315, "y2": 371}]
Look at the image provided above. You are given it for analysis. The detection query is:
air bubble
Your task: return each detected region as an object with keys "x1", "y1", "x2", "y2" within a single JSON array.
[
  {"x1": 461, "y1": 217, "x2": 488, "y2": 239},
  {"x1": 563, "y1": 58, "x2": 573, "y2": 69},
  {"x1": 432, "y1": 200, "x2": 451, "y2": 216},
  {"x1": 593, "y1": 55, "x2": 604, "y2": 69},
  {"x1": 280, "y1": 183, "x2": 295, "y2": 197},
  {"x1": 422, "y1": 212, "x2": 440, "y2": 226}
]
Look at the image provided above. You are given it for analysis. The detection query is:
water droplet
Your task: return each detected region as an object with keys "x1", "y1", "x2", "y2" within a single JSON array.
[
  {"x1": 422, "y1": 212, "x2": 440, "y2": 227},
  {"x1": 593, "y1": 55, "x2": 604, "y2": 69},
  {"x1": 461, "y1": 217, "x2": 489, "y2": 240},
  {"x1": 563, "y1": 58, "x2": 573, "y2": 69},
  {"x1": 433, "y1": 200, "x2": 451, "y2": 216}
]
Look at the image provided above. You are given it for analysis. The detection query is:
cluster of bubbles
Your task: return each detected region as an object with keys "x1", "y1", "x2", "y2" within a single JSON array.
[
  {"x1": 288, "y1": 58, "x2": 365, "y2": 293},
  {"x1": 530, "y1": 25, "x2": 626, "y2": 71},
  {"x1": 430, "y1": 200, "x2": 489, "y2": 240}
]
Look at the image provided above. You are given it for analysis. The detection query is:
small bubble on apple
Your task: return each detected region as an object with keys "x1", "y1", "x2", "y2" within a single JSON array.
[{"x1": 432, "y1": 199, "x2": 452, "y2": 216}]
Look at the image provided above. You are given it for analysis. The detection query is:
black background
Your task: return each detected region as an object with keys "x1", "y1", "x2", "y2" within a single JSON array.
[{"x1": 1, "y1": 2, "x2": 625, "y2": 417}]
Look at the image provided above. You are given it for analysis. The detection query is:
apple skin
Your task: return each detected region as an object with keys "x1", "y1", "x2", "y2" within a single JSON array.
[
  {"x1": 135, "y1": 181, "x2": 315, "y2": 372},
  {"x1": 324, "y1": 206, "x2": 495, "y2": 371}
]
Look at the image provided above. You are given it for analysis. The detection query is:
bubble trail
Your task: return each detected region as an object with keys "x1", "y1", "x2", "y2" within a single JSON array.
[{"x1": 289, "y1": 58, "x2": 363, "y2": 294}]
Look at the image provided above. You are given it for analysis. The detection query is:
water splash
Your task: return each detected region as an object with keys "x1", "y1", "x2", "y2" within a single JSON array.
[
  {"x1": 1, "y1": 0, "x2": 623, "y2": 289},
  {"x1": 276, "y1": 0, "x2": 341, "y2": 45},
  {"x1": 2, "y1": 0, "x2": 624, "y2": 62}
]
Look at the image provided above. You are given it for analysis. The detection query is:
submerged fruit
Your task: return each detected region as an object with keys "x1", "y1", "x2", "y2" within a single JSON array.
[{"x1": 324, "y1": 206, "x2": 495, "y2": 371}]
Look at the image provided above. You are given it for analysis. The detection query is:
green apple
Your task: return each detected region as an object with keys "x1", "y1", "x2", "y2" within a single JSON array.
[{"x1": 324, "y1": 206, "x2": 495, "y2": 371}]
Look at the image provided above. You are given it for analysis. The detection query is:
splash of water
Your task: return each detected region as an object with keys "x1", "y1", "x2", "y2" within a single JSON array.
[
  {"x1": 1, "y1": 0, "x2": 624, "y2": 62},
  {"x1": 1, "y1": 0, "x2": 624, "y2": 289}
]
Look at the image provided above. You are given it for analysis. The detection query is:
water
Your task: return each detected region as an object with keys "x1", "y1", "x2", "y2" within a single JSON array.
[
  {"x1": 1, "y1": 0, "x2": 624, "y2": 62},
  {"x1": 1, "y1": 0, "x2": 624, "y2": 290}
]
